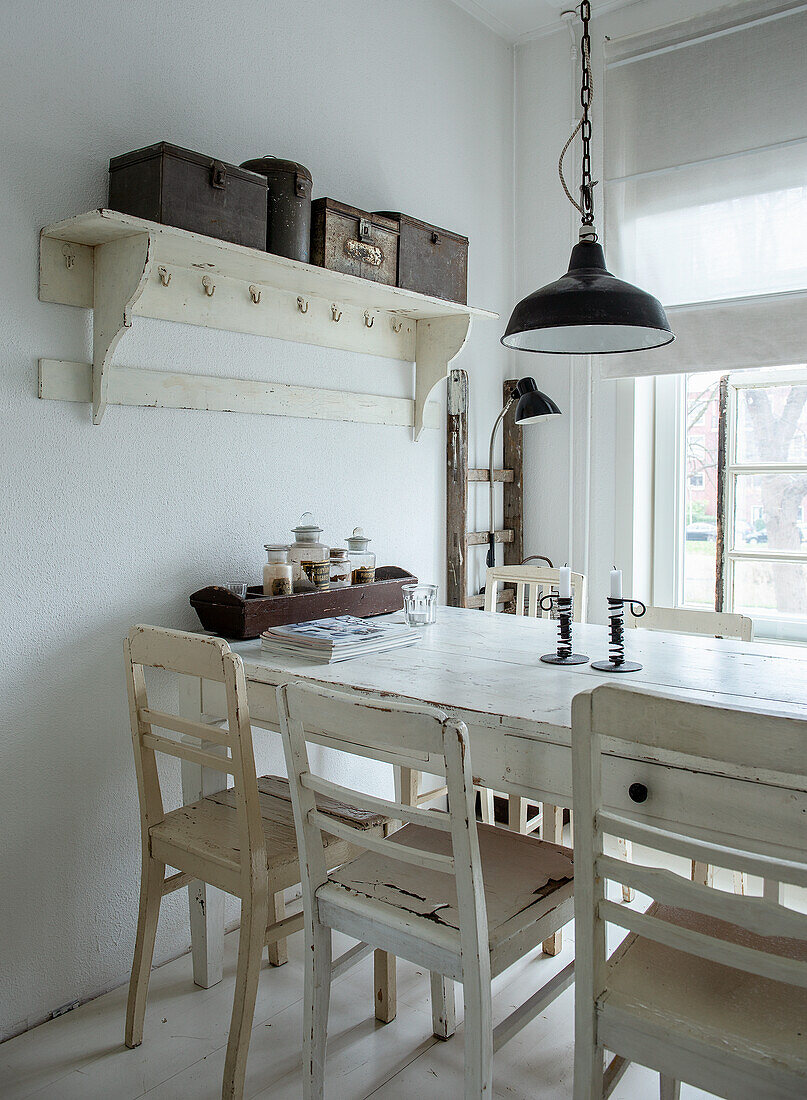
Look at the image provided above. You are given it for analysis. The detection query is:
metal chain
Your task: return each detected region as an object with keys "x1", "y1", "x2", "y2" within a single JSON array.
[{"x1": 557, "y1": 1, "x2": 597, "y2": 228}]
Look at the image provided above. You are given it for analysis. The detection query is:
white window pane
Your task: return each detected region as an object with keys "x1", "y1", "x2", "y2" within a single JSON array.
[
  {"x1": 735, "y1": 382, "x2": 807, "y2": 463},
  {"x1": 682, "y1": 373, "x2": 720, "y2": 608},
  {"x1": 733, "y1": 560, "x2": 807, "y2": 619},
  {"x1": 733, "y1": 473, "x2": 807, "y2": 552}
]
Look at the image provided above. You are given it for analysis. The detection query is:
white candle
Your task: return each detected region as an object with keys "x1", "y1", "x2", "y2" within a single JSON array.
[
  {"x1": 610, "y1": 567, "x2": 622, "y2": 600},
  {"x1": 559, "y1": 565, "x2": 571, "y2": 599}
]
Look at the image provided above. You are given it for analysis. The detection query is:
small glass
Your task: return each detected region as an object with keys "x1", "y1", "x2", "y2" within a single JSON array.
[
  {"x1": 402, "y1": 583, "x2": 438, "y2": 627},
  {"x1": 225, "y1": 582, "x2": 248, "y2": 599}
]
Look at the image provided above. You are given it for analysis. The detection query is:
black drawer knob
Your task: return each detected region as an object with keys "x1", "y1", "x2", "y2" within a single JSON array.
[{"x1": 628, "y1": 782, "x2": 648, "y2": 804}]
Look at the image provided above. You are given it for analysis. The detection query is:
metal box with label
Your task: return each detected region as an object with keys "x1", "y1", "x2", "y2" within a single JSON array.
[{"x1": 310, "y1": 198, "x2": 398, "y2": 285}]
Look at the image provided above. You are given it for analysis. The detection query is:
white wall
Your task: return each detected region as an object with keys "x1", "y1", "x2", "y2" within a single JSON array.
[
  {"x1": 514, "y1": 0, "x2": 735, "y2": 617},
  {"x1": 0, "y1": 0, "x2": 514, "y2": 1039}
]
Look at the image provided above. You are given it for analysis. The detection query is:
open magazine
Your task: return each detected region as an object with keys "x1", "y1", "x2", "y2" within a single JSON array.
[{"x1": 260, "y1": 615, "x2": 420, "y2": 663}]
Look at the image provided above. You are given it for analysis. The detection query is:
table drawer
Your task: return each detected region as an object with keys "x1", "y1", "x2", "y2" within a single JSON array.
[{"x1": 601, "y1": 754, "x2": 807, "y2": 853}]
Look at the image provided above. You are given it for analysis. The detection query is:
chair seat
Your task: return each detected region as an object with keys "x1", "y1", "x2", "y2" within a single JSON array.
[
  {"x1": 601, "y1": 903, "x2": 807, "y2": 1082},
  {"x1": 150, "y1": 775, "x2": 390, "y2": 892},
  {"x1": 325, "y1": 821, "x2": 574, "y2": 969}
]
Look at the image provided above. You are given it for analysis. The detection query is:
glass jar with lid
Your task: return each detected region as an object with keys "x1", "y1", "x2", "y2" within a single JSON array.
[
  {"x1": 263, "y1": 544, "x2": 293, "y2": 596},
  {"x1": 329, "y1": 548, "x2": 351, "y2": 588},
  {"x1": 288, "y1": 513, "x2": 330, "y2": 591},
  {"x1": 346, "y1": 527, "x2": 375, "y2": 584}
]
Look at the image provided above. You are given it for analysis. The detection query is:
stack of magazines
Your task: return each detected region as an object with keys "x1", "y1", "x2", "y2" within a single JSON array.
[{"x1": 260, "y1": 615, "x2": 420, "y2": 663}]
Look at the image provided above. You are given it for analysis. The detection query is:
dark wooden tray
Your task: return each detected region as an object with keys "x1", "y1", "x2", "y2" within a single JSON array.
[{"x1": 190, "y1": 566, "x2": 417, "y2": 640}]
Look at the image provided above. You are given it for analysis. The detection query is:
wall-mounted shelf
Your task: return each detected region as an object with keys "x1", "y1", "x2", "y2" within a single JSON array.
[{"x1": 39, "y1": 209, "x2": 497, "y2": 438}]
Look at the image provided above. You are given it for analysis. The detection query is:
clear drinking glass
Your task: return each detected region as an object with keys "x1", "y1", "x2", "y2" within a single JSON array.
[
  {"x1": 225, "y1": 582, "x2": 249, "y2": 599},
  {"x1": 402, "y1": 583, "x2": 438, "y2": 627}
]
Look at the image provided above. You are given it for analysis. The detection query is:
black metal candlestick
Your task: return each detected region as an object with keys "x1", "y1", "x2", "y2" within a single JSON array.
[
  {"x1": 591, "y1": 597, "x2": 646, "y2": 672},
  {"x1": 539, "y1": 593, "x2": 589, "y2": 665}
]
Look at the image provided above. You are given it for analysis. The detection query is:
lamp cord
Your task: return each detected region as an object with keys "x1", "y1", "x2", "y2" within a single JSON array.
[{"x1": 558, "y1": 1, "x2": 596, "y2": 230}]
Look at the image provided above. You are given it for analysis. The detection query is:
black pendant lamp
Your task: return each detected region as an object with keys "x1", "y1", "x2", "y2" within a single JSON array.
[{"x1": 502, "y1": 1, "x2": 673, "y2": 356}]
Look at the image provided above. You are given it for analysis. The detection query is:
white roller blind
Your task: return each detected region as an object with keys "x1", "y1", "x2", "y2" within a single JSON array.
[{"x1": 601, "y1": 1, "x2": 807, "y2": 379}]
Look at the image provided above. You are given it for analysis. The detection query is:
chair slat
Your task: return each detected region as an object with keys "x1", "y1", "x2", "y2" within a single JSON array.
[
  {"x1": 142, "y1": 732, "x2": 235, "y2": 774},
  {"x1": 515, "y1": 582, "x2": 525, "y2": 616},
  {"x1": 308, "y1": 809, "x2": 455, "y2": 875},
  {"x1": 596, "y1": 855, "x2": 807, "y2": 942},
  {"x1": 599, "y1": 898, "x2": 807, "y2": 989},
  {"x1": 596, "y1": 810, "x2": 807, "y2": 886},
  {"x1": 302, "y1": 773, "x2": 452, "y2": 832},
  {"x1": 140, "y1": 707, "x2": 232, "y2": 745}
]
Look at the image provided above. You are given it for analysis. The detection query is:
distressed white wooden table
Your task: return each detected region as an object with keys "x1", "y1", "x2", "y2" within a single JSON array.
[{"x1": 179, "y1": 606, "x2": 807, "y2": 997}]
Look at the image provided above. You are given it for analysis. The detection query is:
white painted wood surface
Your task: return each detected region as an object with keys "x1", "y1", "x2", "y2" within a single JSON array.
[
  {"x1": 276, "y1": 681, "x2": 574, "y2": 1098},
  {"x1": 38, "y1": 359, "x2": 442, "y2": 430},
  {"x1": 39, "y1": 210, "x2": 496, "y2": 435},
  {"x1": 179, "y1": 607, "x2": 807, "y2": 1024},
  {"x1": 572, "y1": 683, "x2": 807, "y2": 1100}
]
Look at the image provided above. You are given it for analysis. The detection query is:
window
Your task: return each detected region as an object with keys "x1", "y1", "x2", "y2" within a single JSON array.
[
  {"x1": 675, "y1": 366, "x2": 807, "y2": 640},
  {"x1": 725, "y1": 369, "x2": 807, "y2": 635}
]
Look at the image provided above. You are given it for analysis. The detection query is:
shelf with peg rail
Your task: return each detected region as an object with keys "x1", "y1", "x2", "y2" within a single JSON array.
[{"x1": 38, "y1": 209, "x2": 497, "y2": 435}]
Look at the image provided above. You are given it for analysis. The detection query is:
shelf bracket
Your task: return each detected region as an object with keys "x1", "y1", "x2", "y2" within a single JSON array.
[
  {"x1": 92, "y1": 233, "x2": 153, "y2": 423},
  {"x1": 413, "y1": 314, "x2": 473, "y2": 442}
]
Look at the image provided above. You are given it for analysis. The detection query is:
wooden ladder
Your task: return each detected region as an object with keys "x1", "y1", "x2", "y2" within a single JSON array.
[{"x1": 446, "y1": 371, "x2": 524, "y2": 609}]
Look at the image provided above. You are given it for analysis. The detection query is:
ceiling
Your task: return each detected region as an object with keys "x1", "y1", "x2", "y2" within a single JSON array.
[{"x1": 448, "y1": 0, "x2": 647, "y2": 42}]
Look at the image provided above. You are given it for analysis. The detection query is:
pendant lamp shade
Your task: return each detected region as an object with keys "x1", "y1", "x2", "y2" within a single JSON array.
[
  {"x1": 502, "y1": 240, "x2": 674, "y2": 355},
  {"x1": 513, "y1": 377, "x2": 561, "y2": 424}
]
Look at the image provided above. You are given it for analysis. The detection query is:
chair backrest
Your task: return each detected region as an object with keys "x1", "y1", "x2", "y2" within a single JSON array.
[
  {"x1": 484, "y1": 565, "x2": 587, "y2": 620},
  {"x1": 276, "y1": 681, "x2": 488, "y2": 968},
  {"x1": 572, "y1": 683, "x2": 807, "y2": 1004},
  {"x1": 626, "y1": 604, "x2": 753, "y2": 641},
  {"x1": 124, "y1": 625, "x2": 265, "y2": 880}
]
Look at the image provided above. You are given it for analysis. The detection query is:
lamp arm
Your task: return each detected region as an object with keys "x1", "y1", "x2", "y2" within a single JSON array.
[{"x1": 487, "y1": 393, "x2": 516, "y2": 568}]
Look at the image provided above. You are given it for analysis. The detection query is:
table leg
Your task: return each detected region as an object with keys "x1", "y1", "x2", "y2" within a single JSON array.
[
  {"x1": 179, "y1": 674, "x2": 226, "y2": 989},
  {"x1": 542, "y1": 803, "x2": 564, "y2": 956}
]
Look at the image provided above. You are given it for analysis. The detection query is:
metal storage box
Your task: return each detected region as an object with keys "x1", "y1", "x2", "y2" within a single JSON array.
[
  {"x1": 376, "y1": 211, "x2": 468, "y2": 303},
  {"x1": 108, "y1": 142, "x2": 267, "y2": 249},
  {"x1": 310, "y1": 199, "x2": 398, "y2": 285},
  {"x1": 240, "y1": 155, "x2": 313, "y2": 262}
]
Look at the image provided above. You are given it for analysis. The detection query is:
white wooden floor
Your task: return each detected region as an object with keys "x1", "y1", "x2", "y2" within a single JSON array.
[{"x1": 5, "y1": 848, "x2": 775, "y2": 1100}]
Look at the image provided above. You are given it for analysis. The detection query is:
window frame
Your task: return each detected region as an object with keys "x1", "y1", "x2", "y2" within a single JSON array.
[
  {"x1": 722, "y1": 367, "x2": 807, "y2": 642},
  {"x1": 652, "y1": 367, "x2": 807, "y2": 642}
]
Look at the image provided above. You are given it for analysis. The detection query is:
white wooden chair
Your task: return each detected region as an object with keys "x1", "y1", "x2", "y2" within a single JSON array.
[
  {"x1": 124, "y1": 626, "x2": 394, "y2": 1100},
  {"x1": 626, "y1": 604, "x2": 753, "y2": 642},
  {"x1": 626, "y1": 604, "x2": 754, "y2": 892},
  {"x1": 572, "y1": 682, "x2": 807, "y2": 1100},
  {"x1": 277, "y1": 680, "x2": 576, "y2": 1099}
]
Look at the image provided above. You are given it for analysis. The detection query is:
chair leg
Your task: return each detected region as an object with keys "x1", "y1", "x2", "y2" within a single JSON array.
[
  {"x1": 222, "y1": 889, "x2": 269, "y2": 1100},
  {"x1": 573, "y1": 1042, "x2": 605, "y2": 1100},
  {"x1": 733, "y1": 870, "x2": 747, "y2": 895},
  {"x1": 266, "y1": 890, "x2": 287, "y2": 967},
  {"x1": 659, "y1": 1076, "x2": 681, "y2": 1100},
  {"x1": 125, "y1": 854, "x2": 165, "y2": 1048},
  {"x1": 479, "y1": 787, "x2": 495, "y2": 825},
  {"x1": 430, "y1": 972, "x2": 456, "y2": 1040},
  {"x1": 618, "y1": 837, "x2": 634, "y2": 902},
  {"x1": 462, "y1": 977, "x2": 493, "y2": 1098},
  {"x1": 303, "y1": 919, "x2": 332, "y2": 1100},
  {"x1": 374, "y1": 949, "x2": 396, "y2": 1023}
]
